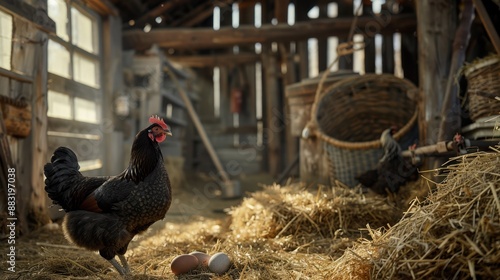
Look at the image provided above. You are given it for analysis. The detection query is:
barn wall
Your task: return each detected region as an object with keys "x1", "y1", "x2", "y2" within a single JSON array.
[{"x1": 0, "y1": 0, "x2": 54, "y2": 235}]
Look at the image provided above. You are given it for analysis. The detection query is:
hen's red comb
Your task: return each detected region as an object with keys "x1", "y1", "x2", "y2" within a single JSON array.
[{"x1": 149, "y1": 115, "x2": 168, "y2": 130}]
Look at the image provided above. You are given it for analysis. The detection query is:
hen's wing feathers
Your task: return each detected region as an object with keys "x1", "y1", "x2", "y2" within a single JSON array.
[{"x1": 90, "y1": 177, "x2": 138, "y2": 213}]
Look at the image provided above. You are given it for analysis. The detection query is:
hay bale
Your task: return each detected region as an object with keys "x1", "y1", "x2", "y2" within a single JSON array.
[
  {"x1": 229, "y1": 183, "x2": 400, "y2": 242},
  {"x1": 368, "y1": 151, "x2": 500, "y2": 279},
  {"x1": 329, "y1": 241, "x2": 379, "y2": 280}
]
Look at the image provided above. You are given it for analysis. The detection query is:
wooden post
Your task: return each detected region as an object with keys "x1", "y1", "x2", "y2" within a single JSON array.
[
  {"x1": 102, "y1": 13, "x2": 125, "y2": 175},
  {"x1": 11, "y1": 15, "x2": 52, "y2": 234},
  {"x1": 438, "y1": 0, "x2": 474, "y2": 142},
  {"x1": 363, "y1": 4, "x2": 376, "y2": 73},
  {"x1": 338, "y1": 2, "x2": 354, "y2": 70},
  {"x1": 401, "y1": 33, "x2": 419, "y2": 85},
  {"x1": 294, "y1": 1, "x2": 311, "y2": 80},
  {"x1": 415, "y1": 0, "x2": 456, "y2": 168},
  {"x1": 317, "y1": 3, "x2": 328, "y2": 72},
  {"x1": 382, "y1": 34, "x2": 395, "y2": 74},
  {"x1": 262, "y1": 52, "x2": 282, "y2": 177},
  {"x1": 276, "y1": 0, "x2": 299, "y2": 177}
]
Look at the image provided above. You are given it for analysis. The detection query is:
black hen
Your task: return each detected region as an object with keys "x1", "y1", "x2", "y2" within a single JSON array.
[
  {"x1": 356, "y1": 127, "x2": 417, "y2": 195},
  {"x1": 44, "y1": 115, "x2": 172, "y2": 275}
]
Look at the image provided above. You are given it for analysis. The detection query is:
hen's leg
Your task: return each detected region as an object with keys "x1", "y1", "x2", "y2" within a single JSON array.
[
  {"x1": 118, "y1": 254, "x2": 131, "y2": 274},
  {"x1": 107, "y1": 257, "x2": 127, "y2": 275}
]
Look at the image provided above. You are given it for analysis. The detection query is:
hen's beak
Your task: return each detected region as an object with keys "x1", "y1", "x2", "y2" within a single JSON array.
[{"x1": 165, "y1": 127, "x2": 173, "y2": 137}]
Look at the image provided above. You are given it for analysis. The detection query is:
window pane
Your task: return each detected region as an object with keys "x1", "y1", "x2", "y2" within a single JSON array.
[
  {"x1": 48, "y1": 90, "x2": 72, "y2": 119},
  {"x1": 74, "y1": 97, "x2": 98, "y2": 123},
  {"x1": 48, "y1": 40, "x2": 71, "y2": 78},
  {"x1": 47, "y1": 0, "x2": 69, "y2": 41},
  {"x1": 71, "y1": 7, "x2": 96, "y2": 54},
  {"x1": 0, "y1": 10, "x2": 12, "y2": 69},
  {"x1": 73, "y1": 52, "x2": 99, "y2": 88}
]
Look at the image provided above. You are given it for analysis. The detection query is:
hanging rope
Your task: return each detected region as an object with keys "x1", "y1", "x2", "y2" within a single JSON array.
[{"x1": 303, "y1": 2, "x2": 365, "y2": 139}]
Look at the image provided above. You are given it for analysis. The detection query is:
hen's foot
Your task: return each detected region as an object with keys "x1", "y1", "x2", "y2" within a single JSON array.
[
  {"x1": 118, "y1": 254, "x2": 131, "y2": 274},
  {"x1": 108, "y1": 258, "x2": 131, "y2": 276}
]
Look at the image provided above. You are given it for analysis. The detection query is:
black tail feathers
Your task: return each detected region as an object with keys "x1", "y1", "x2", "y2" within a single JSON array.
[{"x1": 44, "y1": 147, "x2": 82, "y2": 211}]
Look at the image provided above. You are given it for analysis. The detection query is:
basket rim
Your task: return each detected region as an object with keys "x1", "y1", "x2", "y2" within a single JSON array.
[
  {"x1": 464, "y1": 55, "x2": 500, "y2": 77},
  {"x1": 313, "y1": 74, "x2": 418, "y2": 150},
  {"x1": 285, "y1": 71, "x2": 359, "y2": 97}
]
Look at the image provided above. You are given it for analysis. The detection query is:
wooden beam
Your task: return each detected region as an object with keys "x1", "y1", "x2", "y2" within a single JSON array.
[
  {"x1": 0, "y1": 67, "x2": 33, "y2": 83},
  {"x1": 168, "y1": 53, "x2": 260, "y2": 68},
  {"x1": 164, "y1": 62, "x2": 232, "y2": 185},
  {"x1": 83, "y1": 0, "x2": 119, "y2": 16},
  {"x1": 120, "y1": 0, "x2": 147, "y2": 18},
  {"x1": 123, "y1": 13, "x2": 417, "y2": 50},
  {"x1": 175, "y1": 6, "x2": 213, "y2": 27},
  {"x1": 472, "y1": 0, "x2": 500, "y2": 54},
  {"x1": 170, "y1": 0, "x2": 218, "y2": 27},
  {"x1": 132, "y1": 0, "x2": 190, "y2": 27},
  {"x1": 0, "y1": 0, "x2": 55, "y2": 33}
]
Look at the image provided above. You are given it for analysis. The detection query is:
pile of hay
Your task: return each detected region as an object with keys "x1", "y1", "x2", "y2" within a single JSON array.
[
  {"x1": 365, "y1": 151, "x2": 500, "y2": 279},
  {"x1": 229, "y1": 183, "x2": 400, "y2": 251}
]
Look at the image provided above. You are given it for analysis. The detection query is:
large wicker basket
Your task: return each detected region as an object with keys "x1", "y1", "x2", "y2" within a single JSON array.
[
  {"x1": 285, "y1": 71, "x2": 359, "y2": 136},
  {"x1": 464, "y1": 55, "x2": 500, "y2": 121},
  {"x1": 312, "y1": 74, "x2": 418, "y2": 187}
]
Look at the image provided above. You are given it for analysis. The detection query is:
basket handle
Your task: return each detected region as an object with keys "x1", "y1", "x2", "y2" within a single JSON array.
[{"x1": 302, "y1": 42, "x2": 363, "y2": 140}]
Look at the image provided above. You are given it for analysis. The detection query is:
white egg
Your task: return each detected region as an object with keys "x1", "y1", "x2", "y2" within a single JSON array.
[{"x1": 208, "y1": 252, "x2": 231, "y2": 274}]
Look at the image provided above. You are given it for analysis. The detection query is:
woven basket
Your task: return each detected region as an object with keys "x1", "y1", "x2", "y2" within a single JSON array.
[
  {"x1": 464, "y1": 55, "x2": 500, "y2": 121},
  {"x1": 312, "y1": 74, "x2": 418, "y2": 187},
  {"x1": 285, "y1": 71, "x2": 359, "y2": 136}
]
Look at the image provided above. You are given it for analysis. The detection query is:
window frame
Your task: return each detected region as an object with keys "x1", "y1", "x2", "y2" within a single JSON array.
[{"x1": 47, "y1": 0, "x2": 103, "y2": 124}]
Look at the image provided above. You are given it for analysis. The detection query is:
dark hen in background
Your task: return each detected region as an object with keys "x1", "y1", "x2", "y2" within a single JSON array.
[
  {"x1": 356, "y1": 127, "x2": 418, "y2": 195},
  {"x1": 44, "y1": 116, "x2": 172, "y2": 275}
]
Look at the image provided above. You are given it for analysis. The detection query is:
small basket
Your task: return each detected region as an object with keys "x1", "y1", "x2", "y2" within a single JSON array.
[
  {"x1": 312, "y1": 74, "x2": 418, "y2": 187},
  {"x1": 465, "y1": 55, "x2": 500, "y2": 121}
]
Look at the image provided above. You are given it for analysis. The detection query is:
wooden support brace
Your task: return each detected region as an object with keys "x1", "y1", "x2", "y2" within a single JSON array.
[
  {"x1": 163, "y1": 65, "x2": 231, "y2": 185},
  {"x1": 473, "y1": 0, "x2": 500, "y2": 54}
]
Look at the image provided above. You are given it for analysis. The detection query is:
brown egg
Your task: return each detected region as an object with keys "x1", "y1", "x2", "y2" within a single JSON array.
[
  {"x1": 189, "y1": 251, "x2": 210, "y2": 267},
  {"x1": 170, "y1": 254, "x2": 199, "y2": 275}
]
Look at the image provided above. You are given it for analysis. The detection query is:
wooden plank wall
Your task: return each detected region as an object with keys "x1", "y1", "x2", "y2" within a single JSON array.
[{"x1": 0, "y1": 0, "x2": 55, "y2": 235}]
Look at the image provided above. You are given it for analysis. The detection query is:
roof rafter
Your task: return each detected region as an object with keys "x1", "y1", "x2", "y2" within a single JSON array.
[{"x1": 123, "y1": 13, "x2": 416, "y2": 50}]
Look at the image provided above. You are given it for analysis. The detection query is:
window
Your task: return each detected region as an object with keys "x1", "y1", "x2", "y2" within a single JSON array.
[
  {"x1": 71, "y1": 7, "x2": 97, "y2": 54},
  {"x1": 48, "y1": 0, "x2": 69, "y2": 40},
  {"x1": 47, "y1": 90, "x2": 72, "y2": 119},
  {"x1": 74, "y1": 97, "x2": 98, "y2": 123},
  {"x1": 48, "y1": 0, "x2": 100, "y2": 87},
  {"x1": 73, "y1": 52, "x2": 99, "y2": 87},
  {"x1": 48, "y1": 40, "x2": 71, "y2": 78},
  {"x1": 0, "y1": 10, "x2": 12, "y2": 69},
  {"x1": 47, "y1": 0, "x2": 101, "y2": 124}
]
